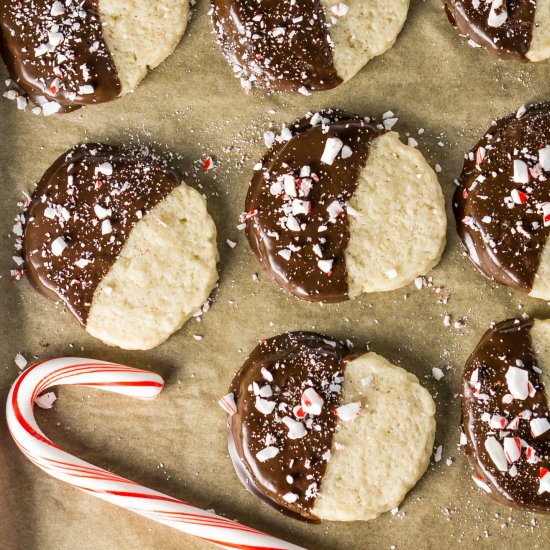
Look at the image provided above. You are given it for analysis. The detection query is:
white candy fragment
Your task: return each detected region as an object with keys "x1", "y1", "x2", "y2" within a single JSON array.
[
  {"x1": 488, "y1": 0, "x2": 508, "y2": 28},
  {"x1": 505, "y1": 366, "x2": 529, "y2": 400},
  {"x1": 42, "y1": 101, "x2": 61, "y2": 116},
  {"x1": 218, "y1": 392, "x2": 237, "y2": 415},
  {"x1": 484, "y1": 436, "x2": 508, "y2": 472},
  {"x1": 434, "y1": 445, "x2": 442, "y2": 462},
  {"x1": 75, "y1": 258, "x2": 91, "y2": 268},
  {"x1": 255, "y1": 398, "x2": 276, "y2": 415},
  {"x1": 503, "y1": 437, "x2": 521, "y2": 463},
  {"x1": 261, "y1": 367, "x2": 273, "y2": 382},
  {"x1": 282, "y1": 492, "x2": 299, "y2": 503},
  {"x1": 94, "y1": 204, "x2": 111, "y2": 219},
  {"x1": 51, "y1": 236, "x2": 67, "y2": 256},
  {"x1": 101, "y1": 219, "x2": 112, "y2": 235},
  {"x1": 14, "y1": 353, "x2": 27, "y2": 370},
  {"x1": 318, "y1": 259, "x2": 333, "y2": 273},
  {"x1": 321, "y1": 137, "x2": 344, "y2": 165},
  {"x1": 341, "y1": 145, "x2": 352, "y2": 159},
  {"x1": 530, "y1": 417, "x2": 550, "y2": 438},
  {"x1": 539, "y1": 468, "x2": 550, "y2": 494},
  {"x1": 50, "y1": 1, "x2": 64, "y2": 15},
  {"x1": 513, "y1": 159, "x2": 529, "y2": 183},
  {"x1": 256, "y1": 446, "x2": 279, "y2": 462},
  {"x1": 35, "y1": 391, "x2": 57, "y2": 410},
  {"x1": 301, "y1": 388, "x2": 324, "y2": 416},
  {"x1": 292, "y1": 199, "x2": 310, "y2": 216},
  {"x1": 282, "y1": 416, "x2": 307, "y2": 439},
  {"x1": 538, "y1": 146, "x2": 550, "y2": 171},
  {"x1": 78, "y1": 85, "x2": 94, "y2": 95},
  {"x1": 278, "y1": 249, "x2": 292, "y2": 261},
  {"x1": 96, "y1": 162, "x2": 113, "y2": 176},
  {"x1": 335, "y1": 402, "x2": 361, "y2": 421},
  {"x1": 432, "y1": 367, "x2": 444, "y2": 381}
]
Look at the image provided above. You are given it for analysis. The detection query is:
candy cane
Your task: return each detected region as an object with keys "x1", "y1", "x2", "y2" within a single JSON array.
[{"x1": 6, "y1": 358, "x2": 305, "y2": 550}]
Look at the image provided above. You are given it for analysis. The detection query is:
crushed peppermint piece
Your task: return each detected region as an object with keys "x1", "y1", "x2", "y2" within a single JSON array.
[
  {"x1": 321, "y1": 137, "x2": 344, "y2": 165},
  {"x1": 256, "y1": 446, "x2": 279, "y2": 462},
  {"x1": 485, "y1": 436, "x2": 508, "y2": 472},
  {"x1": 301, "y1": 388, "x2": 324, "y2": 416},
  {"x1": 505, "y1": 366, "x2": 529, "y2": 400},
  {"x1": 335, "y1": 402, "x2": 361, "y2": 421},
  {"x1": 218, "y1": 392, "x2": 237, "y2": 415},
  {"x1": 35, "y1": 392, "x2": 57, "y2": 409},
  {"x1": 282, "y1": 416, "x2": 307, "y2": 439},
  {"x1": 51, "y1": 236, "x2": 67, "y2": 256},
  {"x1": 15, "y1": 354, "x2": 27, "y2": 370}
]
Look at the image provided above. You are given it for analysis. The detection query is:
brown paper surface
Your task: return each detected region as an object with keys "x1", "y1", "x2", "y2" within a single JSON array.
[{"x1": 1, "y1": 1, "x2": 550, "y2": 548}]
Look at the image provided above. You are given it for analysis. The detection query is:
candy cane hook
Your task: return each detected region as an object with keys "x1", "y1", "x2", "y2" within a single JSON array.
[{"x1": 6, "y1": 358, "x2": 305, "y2": 550}]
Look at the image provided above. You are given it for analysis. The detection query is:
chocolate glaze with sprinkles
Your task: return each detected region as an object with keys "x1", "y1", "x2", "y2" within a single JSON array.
[
  {"x1": 454, "y1": 103, "x2": 550, "y2": 293},
  {"x1": 23, "y1": 143, "x2": 180, "y2": 325},
  {"x1": 228, "y1": 332, "x2": 353, "y2": 521},
  {"x1": 0, "y1": 0, "x2": 120, "y2": 113},
  {"x1": 445, "y1": 0, "x2": 536, "y2": 60},
  {"x1": 245, "y1": 111, "x2": 384, "y2": 302},
  {"x1": 210, "y1": 0, "x2": 341, "y2": 92},
  {"x1": 462, "y1": 318, "x2": 550, "y2": 512}
]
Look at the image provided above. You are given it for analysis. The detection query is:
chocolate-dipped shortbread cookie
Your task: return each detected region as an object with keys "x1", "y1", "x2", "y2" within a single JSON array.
[
  {"x1": 454, "y1": 103, "x2": 550, "y2": 299},
  {"x1": 0, "y1": 0, "x2": 189, "y2": 114},
  {"x1": 462, "y1": 318, "x2": 550, "y2": 510},
  {"x1": 244, "y1": 111, "x2": 447, "y2": 302},
  {"x1": 23, "y1": 144, "x2": 218, "y2": 350},
  {"x1": 221, "y1": 332, "x2": 436, "y2": 521},
  {"x1": 445, "y1": 0, "x2": 550, "y2": 61},
  {"x1": 210, "y1": 0, "x2": 409, "y2": 93}
]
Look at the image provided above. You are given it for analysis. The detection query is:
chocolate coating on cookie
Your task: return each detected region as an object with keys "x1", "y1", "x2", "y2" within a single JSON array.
[
  {"x1": 245, "y1": 112, "x2": 384, "y2": 302},
  {"x1": 24, "y1": 144, "x2": 180, "y2": 324},
  {"x1": 210, "y1": 0, "x2": 341, "y2": 92},
  {"x1": 462, "y1": 319, "x2": 550, "y2": 511},
  {"x1": 0, "y1": 0, "x2": 120, "y2": 113},
  {"x1": 454, "y1": 103, "x2": 550, "y2": 292},
  {"x1": 228, "y1": 332, "x2": 352, "y2": 521},
  {"x1": 445, "y1": 0, "x2": 536, "y2": 60}
]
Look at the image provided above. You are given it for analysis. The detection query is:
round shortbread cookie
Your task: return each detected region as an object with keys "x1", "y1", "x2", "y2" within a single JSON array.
[
  {"x1": 210, "y1": 0, "x2": 409, "y2": 93},
  {"x1": 462, "y1": 318, "x2": 550, "y2": 511},
  {"x1": 445, "y1": 0, "x2": 550, "y2": 61},
  {"x1": 23, "y1": 144, "x2": 219, "y2": 350},
  {"x1": 0, "y1": 0, "x2": 188, "y2": 114},
  {"x1": 223, "y1": 332, "x2": 436, "y2": 522},
  {"x1": 244, "y1": 111, "x2": 447, "y2": 302},
  {"x1": 454, "y1": 103, "x2": 550, "y2": 300}
]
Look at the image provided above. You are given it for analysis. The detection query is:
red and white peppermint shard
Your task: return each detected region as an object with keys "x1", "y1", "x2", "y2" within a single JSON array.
[
  {"x1": 472, "y1": 474, "x2": 492, "y2": 493},
  {"x1": 511, "y1": 189, "x2": 527, "y2": 205},
  {"x1": 539, "y1": 468, "x2": 550, "y2": 494},
  {"x1": 301, "y1": 388, "x2": 324, "y2": 416},
  {"x1": 219, "y1": 392, "x2": 237, "y2": 415},
  {"x1": 203, "y1": 156, "x2": 214, "y2": 172},
  {"x1": 484, "y1": 436, "x2": 508, "y2": 472},
  {"x1": 505, "y1": 366, "x2": 529, "y2": 400},
  {"x1": 335, "y1": 402, "x2": 361, "y2": 421},
  {"x1": 6, "y1": 358, "x2": 303, "y2": 550},
  {"x1": 503, "y1": 437, "x2": 521, "y2": 463},
  {"x1": 542, "y1": 202, "x2": 550, "y2": 227}
]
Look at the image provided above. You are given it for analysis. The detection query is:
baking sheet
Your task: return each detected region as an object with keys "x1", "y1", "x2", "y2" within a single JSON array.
[{"x1": 1, "y1": 0, "x2": 550, "y2": 548}]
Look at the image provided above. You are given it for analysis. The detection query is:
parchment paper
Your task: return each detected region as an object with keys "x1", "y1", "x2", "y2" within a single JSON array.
[{"x1": 1, "y1": 1, "x2": 549, "y2": 548}]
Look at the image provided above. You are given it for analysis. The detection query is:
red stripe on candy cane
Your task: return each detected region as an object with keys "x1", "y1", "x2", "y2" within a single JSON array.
[{"x1": 6, "y1": 358, "x2": 304, "y2": 550}]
